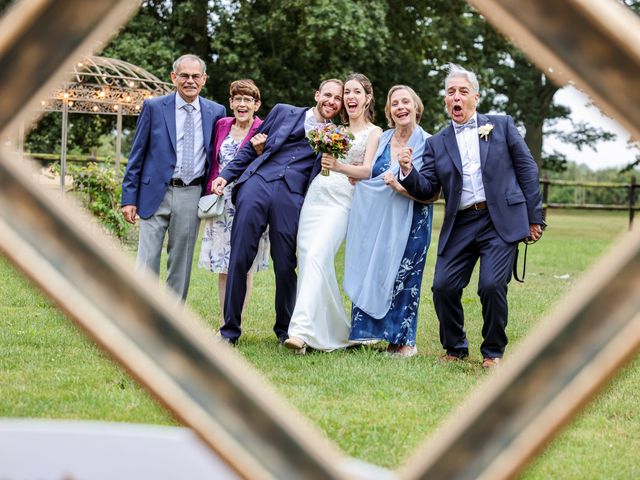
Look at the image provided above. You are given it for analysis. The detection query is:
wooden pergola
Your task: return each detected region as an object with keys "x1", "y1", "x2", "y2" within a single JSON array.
[{"x1": 34, "y1": 55, "x2": 172, "y2": 187}]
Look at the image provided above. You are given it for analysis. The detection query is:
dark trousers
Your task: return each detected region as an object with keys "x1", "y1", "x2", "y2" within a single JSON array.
[
  {"x1": 432, "y1": 209, "x2": 517, "y2": 359},
  {"x1": 221, "y1": 175, "x2": 304, "y2": 342}
]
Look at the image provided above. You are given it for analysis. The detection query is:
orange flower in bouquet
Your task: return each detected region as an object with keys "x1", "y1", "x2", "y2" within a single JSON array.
[{"x1": 307, "y1": 123, "x2": 355, "y2": 176}]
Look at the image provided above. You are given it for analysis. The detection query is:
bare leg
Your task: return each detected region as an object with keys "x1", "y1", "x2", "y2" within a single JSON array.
[
  {"x1": 217, "y1": 274, "x2": 227, "y2": 327},
  {"x1": 218, "y1": 272, "x2": 255, "y2": 327}
]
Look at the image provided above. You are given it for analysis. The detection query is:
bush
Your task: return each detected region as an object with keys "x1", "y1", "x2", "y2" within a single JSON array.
[{"x1": 66, "y1": 162, "x2": 131, "y2": 241}]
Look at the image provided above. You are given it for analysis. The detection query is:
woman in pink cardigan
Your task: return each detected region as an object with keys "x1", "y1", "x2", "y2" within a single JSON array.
[{"x1": 198, "y1": 79, "x2": 269, "y2": 326}]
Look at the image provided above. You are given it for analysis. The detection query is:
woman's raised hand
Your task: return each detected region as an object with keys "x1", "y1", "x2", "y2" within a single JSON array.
[{"x1": 398, "y1": 146, "x2": 413, "y2": 175}]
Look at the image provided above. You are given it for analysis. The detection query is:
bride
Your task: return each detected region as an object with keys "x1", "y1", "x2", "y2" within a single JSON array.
[{"x1": 284, "y1": 73, "x2": 381, "y2": 354}]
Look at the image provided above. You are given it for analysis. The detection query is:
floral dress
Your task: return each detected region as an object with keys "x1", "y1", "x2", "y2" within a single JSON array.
[
  {"x1": 348, "y1": 143, "x2": 433, "y2": 346},
  {"x1": 198, "y1": 134, "x2": 270, "y2": 273}
]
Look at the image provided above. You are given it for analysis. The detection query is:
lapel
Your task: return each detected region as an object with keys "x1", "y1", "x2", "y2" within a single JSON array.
[
  {"x1": 213, "y1": 117, "x2": 233, "y2": 161},
  {"x1": 273, "y1": 106, "x2": 307, "y2": 150},
  {"x1": 200, "y1": 98, "x2": 214, "y2": 151},
  {"x1": 442, "y1": 124, "x2": 463, "y2": 176},
  {"x1": 477, "y1": 113, "x2": 491, "y2": 170},
  {"x1": 163, "y1": 93, "x2": 177, "y2": 153}
]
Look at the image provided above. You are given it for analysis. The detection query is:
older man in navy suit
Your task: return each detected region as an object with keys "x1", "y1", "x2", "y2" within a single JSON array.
[
  {"x1": 121, "y1": 54, "x2": 226, "y2": 301},
  {"x1": 211, "y1": 79, "x2": 343, "y2": 345},
  {"x1": 399, "y1": 64, "x2": 544, "y2": 368}
]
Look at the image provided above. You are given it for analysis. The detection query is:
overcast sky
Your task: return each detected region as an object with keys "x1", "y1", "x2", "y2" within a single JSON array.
[{"x1": 544, "y1": 86, "x2": 639, "y2": 171}]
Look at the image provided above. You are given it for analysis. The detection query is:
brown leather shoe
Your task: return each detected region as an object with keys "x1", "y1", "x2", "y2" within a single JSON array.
[
  {"x1": 440, "y1": 353, "x2": 463, "y2": 362},
  {"x1": 284, "y1": 336, "x2": 306, "y2": 355},
  {"x1": 482, "y1": 357, "x2": 501, "y2": 369}
]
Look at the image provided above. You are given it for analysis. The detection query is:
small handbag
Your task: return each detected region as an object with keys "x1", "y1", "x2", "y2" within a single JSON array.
[{"x1": 198, "y1": 194, "x2": 224, "y2": 219}]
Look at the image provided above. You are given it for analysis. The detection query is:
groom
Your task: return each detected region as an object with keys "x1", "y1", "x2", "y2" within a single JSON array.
[
  {"x1": 211, "y1": 79, "x2": 344, "y2": 344},
  {"x1": 399, "y1": 64, "x2": 544, "y2": 368}
]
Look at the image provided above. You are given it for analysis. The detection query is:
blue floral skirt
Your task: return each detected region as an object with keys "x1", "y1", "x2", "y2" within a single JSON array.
[{"x1": 349, "y1": 202, "x2": 433, "y2": 346}]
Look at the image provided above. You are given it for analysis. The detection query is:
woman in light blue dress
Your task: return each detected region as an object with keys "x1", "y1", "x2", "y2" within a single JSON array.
[{"x1": 344, "y1": 85, "x2": 437, "y2": 357}]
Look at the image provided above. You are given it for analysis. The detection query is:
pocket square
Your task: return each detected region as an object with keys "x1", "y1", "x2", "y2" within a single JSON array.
[{"x1": 198, "y1": 194, "x2": 224, "y2": 219}]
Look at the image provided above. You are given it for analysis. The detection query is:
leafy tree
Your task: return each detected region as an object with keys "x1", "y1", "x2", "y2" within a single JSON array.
[
  {"x1": 210, "y1": 0, "x2": 390, "y2": 112},
  {"x1": 10, "y1": 0, "x2": 638, "y2": 174}
]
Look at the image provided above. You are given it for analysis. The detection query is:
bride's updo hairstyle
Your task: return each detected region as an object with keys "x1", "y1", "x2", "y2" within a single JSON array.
[{"x1": 341, "y1": 72, "x2": 375, "y2": 124}]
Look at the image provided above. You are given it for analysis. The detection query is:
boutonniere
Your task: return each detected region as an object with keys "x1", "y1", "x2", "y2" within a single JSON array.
[{"x1": 478, "y1": 123, "x2": 494, "y2": 141}]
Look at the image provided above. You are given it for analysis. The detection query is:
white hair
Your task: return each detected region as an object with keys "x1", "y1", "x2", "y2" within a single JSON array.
[
  {"x1": 172, "y1": 54, "x2": 206, "y2": 74},
  {"x1": 445, "y1": 63, "x2": 479, "y2": 92}
]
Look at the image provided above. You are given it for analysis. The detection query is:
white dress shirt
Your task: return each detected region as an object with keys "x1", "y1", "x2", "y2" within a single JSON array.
[
  {"x1": 174, "y1": 93, "x2": 205, "y2": 180},
  {"x1": 455, "y1": 113, "x2": 486, "y2": 209},
  {"x1": 304, "y1": 107, "x2": 324, "y2": 136}
]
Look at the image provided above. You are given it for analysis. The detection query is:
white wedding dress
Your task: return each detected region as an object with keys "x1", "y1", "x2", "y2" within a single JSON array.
[{"x1": 288, "y1": 126, "x2": 375, "y2": 351}]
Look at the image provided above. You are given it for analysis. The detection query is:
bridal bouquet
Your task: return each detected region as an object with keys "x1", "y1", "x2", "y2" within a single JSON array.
[{"x1": 307, "y1": 123, "x2": 354, "y2": 176}]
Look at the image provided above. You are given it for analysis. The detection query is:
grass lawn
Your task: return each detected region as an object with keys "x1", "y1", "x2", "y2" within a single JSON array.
[{"x1": 1, "y1": 207, "x2": 639, "y2": 478}]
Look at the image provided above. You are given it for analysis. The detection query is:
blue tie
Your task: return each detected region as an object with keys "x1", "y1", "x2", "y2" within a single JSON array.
[
  {"x1": 454, "y1": 118, "x2": 476, "y2": 134},
  {"x1": 181, "y1": 104, "x2": 195, "y2": 184}
]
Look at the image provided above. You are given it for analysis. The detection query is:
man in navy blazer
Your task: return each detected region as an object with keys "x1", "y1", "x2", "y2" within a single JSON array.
[
  {"x1": 399, "y1": 64, "x2": 544, "y2": 368},
  {"x1": 211, "y1": 79, "x2": 344, "y2": 344},
  {"x1": 121, "y1": 54, "x2": 225, "y2": 301}
]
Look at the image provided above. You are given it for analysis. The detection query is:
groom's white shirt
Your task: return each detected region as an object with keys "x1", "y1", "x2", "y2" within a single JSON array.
[{"x1": 454, "y1": 113, "x2": 486, "y2": 209}]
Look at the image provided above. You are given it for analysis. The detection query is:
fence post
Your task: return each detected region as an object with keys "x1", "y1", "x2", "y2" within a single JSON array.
[
  {"x1": 629, "y1": 176, "x2": 636, "y2": 230},
  {"x1": 542, "y1": 174, "x2": 549, "y2": 221}
]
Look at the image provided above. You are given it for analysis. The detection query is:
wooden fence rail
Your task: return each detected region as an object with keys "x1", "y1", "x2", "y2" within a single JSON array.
[{"x1": 541, "y1": 176, "x2": 638, "y2": 228}]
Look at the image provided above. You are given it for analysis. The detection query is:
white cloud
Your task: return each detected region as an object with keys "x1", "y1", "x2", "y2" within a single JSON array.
[{"x1": 544, "y1": 86, "x2": 639, "y2": 170}]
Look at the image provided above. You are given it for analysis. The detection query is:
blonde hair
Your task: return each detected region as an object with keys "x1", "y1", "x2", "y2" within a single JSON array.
[{"x1": 384, "y1": 85, "x2": 424, "y2": 128}]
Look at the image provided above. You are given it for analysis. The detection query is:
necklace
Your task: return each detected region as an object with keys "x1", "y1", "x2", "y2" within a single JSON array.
[{"x1": 392, "y1": 131, "x2": 410, "y2": 147}]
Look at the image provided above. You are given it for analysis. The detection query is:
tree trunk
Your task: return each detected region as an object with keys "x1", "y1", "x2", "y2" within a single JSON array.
[
  {"x1": 524, "y1": 76, "x2": 559, "y2": 170},
  {"x1": 524, "y1": 120, "x2": 544, "y2": 170}
]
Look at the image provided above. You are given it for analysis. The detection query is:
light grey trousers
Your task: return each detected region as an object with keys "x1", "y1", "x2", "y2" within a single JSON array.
[{"x1": 136, "y1": 185, "x2": 201, "y2": 301}]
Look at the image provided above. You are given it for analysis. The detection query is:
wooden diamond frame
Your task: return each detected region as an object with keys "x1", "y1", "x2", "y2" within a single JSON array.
[{"x1": 0, "y1": 1, "x2": 639, "y2": 479}]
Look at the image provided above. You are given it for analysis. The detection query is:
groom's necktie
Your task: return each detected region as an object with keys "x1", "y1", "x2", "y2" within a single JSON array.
[
  {"x1": 454, "y1": 118, "x2": 477, "y2": 134},
  {"x1": 181, "y1": 103, "x2": 196, "y2": 184}
]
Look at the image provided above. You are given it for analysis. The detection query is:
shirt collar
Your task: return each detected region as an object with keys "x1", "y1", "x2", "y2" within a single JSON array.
[
  {"x1": 305, "y1": 107, "x2": 321, "y2": 124},
  {"x1": 175, "y1": 92, "x2": 200, "y2": 112}
]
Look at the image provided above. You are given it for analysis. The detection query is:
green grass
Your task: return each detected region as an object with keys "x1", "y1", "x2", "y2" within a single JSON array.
[{"x1": 1, "y1": 207, "x2": 639, "y2": 477}]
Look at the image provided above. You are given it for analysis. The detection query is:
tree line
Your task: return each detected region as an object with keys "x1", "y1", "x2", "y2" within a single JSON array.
[{"x1": 2, "y1": 0, "x2": 639, "y2": 172}]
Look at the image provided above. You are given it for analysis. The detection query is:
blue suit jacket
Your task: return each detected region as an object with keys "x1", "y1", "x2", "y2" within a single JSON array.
[
  {"x1": 219, "y1": 103, "x2": 322, "y2": 203},
  {"x1": 401, "y1": 114, "x2": 543, "y2": 255},
  {"x1": 121, "y1": 92, "x2": 226, "y2": 219}
]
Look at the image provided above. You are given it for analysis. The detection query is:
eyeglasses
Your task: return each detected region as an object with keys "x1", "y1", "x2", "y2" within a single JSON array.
[
  {"x1": 232, "y1": 96, "x2": 257, "y2": 104},
  {"x1": 176, "y1": 73, "x2": 204, "y2": 82}
]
